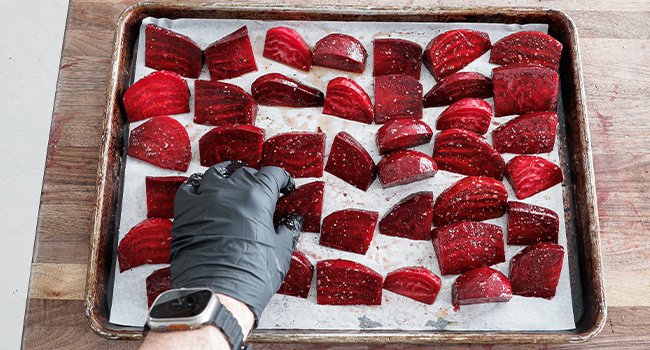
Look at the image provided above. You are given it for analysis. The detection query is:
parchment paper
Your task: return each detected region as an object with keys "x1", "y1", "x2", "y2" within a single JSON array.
[{"x1": 109, "y1": 17, "x2": 575, "y2": 331}]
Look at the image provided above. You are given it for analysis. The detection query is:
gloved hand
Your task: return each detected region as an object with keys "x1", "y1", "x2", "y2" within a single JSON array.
[{"x1": 170, "y1": 161, "x2": 302, "y2": 324}]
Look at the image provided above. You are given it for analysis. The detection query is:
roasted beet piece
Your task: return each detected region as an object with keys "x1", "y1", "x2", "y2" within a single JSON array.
[
  {"x1": 146, "y1": 176, "x2": 188, "y2": 218},
  {"x1": 452, "y1": 266, "x2": 512, "y2": 310},
  {"x1": 423, "y1": 72, "x2": 493, "y2": 108},
  {"x1": 145, "y1": 24, "x2": 203, "y2": 78},
  {"x1": 320, "y1": 209, "x2": 379, "y2": 255},
  {"x1": 433, "y1": 128, "x2": 505, "y2": 179},
  {"x1": 505, "y1": 155, "x2": 563, "y2": 199},
  {"x1": 277, "y1": 251, "x2": 314, "y2": 298},
  {"x1": 377, "y1": 150, "x2": 437, "y2": 189},
  {"x1": 204, "y1": 26, "x2": 258, "y2": 80},
  {"x1": 433, "y1": 176, "x2": 508, "y2": 226},
  {"x1": 490, "y1": 31, "x2": 563, "y2": 71},
  {"x1": 127, "y1": 116, "x2": 191, "y2": 172},
  {"x1": 376, "y1": 119, "x2": 433, "y2": 155},
  {"x1": 323, "y1": 77, "x2": 374, "y2": 124},
  {"x1": 379, "y1": 191, "x2": 433, "y2": 240},
  {"x1": 117, "y1": 218, "x2": 172, "y2": 272},
  {"x1": 493, "y1": 63, "x2": 559, "y2": 117},
  {"x1": 509, "y1": 242, "x2": 564, "y2": 299},
  {"x1": 262, "y1": 132, "x2": 325, "y2": 178},
  {"x1": 423, "y1": 29, "x2": 491, "y2": 80},
  {"x1": 313, "y1": 33, "x2": 368, "y2": 73},
  {"x1": 123, "y1": 71, "x2": 190, "y2": 123},
  {"x1": 436, "y1": 98, "x2": 493, "y2": 135},
  {"x1": 316, "y1": 259, "x2": 383, "y2": 305},
  {"x1": 251, "y1": 73, "x2": 324, "y2": 107},
  {"x1": 373, "y1": 38, "x2": 422, "y2": 79},
  {"x1": 199, "y1": 125, "x2": 265, "y2": 168},
  {"x1": 194, "y1": 80, "x2": 257, "y2": 126},
  {"x1": 146, "y1": 267, "x2": 171, "y2": 307},
  {"x1": 374, "y1": 74, "x2": 423, "y2": 124},
  {"x1": 274, "y1": 181, "x2": 325, "y2": 233},
  {"x1": 383, "y1": 266, "x2": 441, "y2": 304},
  {"x1": 263, "y1": 26, "x2": 312, "y2": 71},
  {"x1": 325, "y1": 132, "x2": 376, "y2": 191},
  {"x1": 493, "y1": 112, "x2": 558, "y2": 154},
  {"x1": 507, "y1": 201, "x2": 559, "y2": 245}
]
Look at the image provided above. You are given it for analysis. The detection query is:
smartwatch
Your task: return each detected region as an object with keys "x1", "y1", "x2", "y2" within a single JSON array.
[{"x1": 145, "y1": 288, "x2": 248, "y2": 350}]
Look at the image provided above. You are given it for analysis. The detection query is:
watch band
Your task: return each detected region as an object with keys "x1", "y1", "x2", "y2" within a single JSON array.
[{"x1": 211, "y1": 301, "x2": 247, "y2": 350}]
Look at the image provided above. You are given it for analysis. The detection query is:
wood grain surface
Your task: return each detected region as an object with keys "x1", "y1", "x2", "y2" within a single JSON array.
[{"x1": 23, "y1": 0, "x2": 650, "y2": 349}]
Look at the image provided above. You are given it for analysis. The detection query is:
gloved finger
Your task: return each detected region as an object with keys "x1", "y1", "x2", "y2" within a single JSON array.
[
  {"x1": 199, "y1": 160, "x2": 246, "y2": 192},
  {"x1": 256, "y1": 166, "x2": 295, "y2": 198},
  {"x1": 276, "y1": 214, "x2": 303, "y2": 250},
  {"x1": 175, "y1": 172, "x2": 203, "y2": 202}
]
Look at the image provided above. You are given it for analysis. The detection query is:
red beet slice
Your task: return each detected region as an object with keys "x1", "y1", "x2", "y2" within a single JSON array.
[
  {"x1": 313, "y1": 33, "x2": 368, "y2": 73},
  {"x1": 127, "y1": 116, "x2": 191, "y2": 172},
  {"x1": 123, "y1": 70, "x2": 190, "y2": 123},
  {"x1": 277, "y1": 251, "x2": 314, "y2": 298},
  {"x1": 383, "y1": 266, "x2": 441, "y2": 304},
  {"x1": 505, "y1": 155, "x2": 563, "y2": 199},
  {"x1": 146, "y1": 267, "x2": 171, "y2": 307},
  {"x1": 423, "y1": 29, "x2": 492, "y2": 80},
  {"x1": 198, "y1": 125, "x2": 265, "y2": 168},
  {"x1": 325, "y1": 132, "x2": 376, "y2": 191},
  {"x1": 493, "y1": 63, "x2": 559, "y2": 117},
  {"x1": 251, "y1": 73, "x2": 324, "y2": 107},
  {"x1": 377, "y1": 150, "x2": 437, "y2": 189},
  {"x1": 193, "y1": 80, "x2": 257, "y2": 126},
  {"x1": 452, "y1": 266, "x2": 512, "y2": 310},
  {"x1": 204, "y1": 26, "x2": 258, "y2": 80},
  {"x1": 263, "y1": 26, "x2": 312, "y2": 71},
  {"x1": 274, "y1": 181, "x2": 325, "y2": 233},
  {"x1": 376, "y1": 119, "x2": 433, "y2": 155},
  {"x1": 490, "y1": 31, "x2": 563, "y2": 71},
  {"x1": 379, "y1": 191, "x2": 433, "y2": 240},
  {"x1": 145, "y1": 25, "x2": 203, "y2": 79},
  {"x1": 320, "y1": 209, "x2": 379, "y2": 255},
  {"x1": 145, "y1": 176, "x2": 188, "y2": 219},
  {"x1": 493, "y1": 112, "x2": 558, "y2": 154},
  {"x1": 509, "y1": 242, "x2": 564, "y2": 299},
  {"x1": 374, "y1": 74, "x2": 423, "y2": 124},
  {"x1": 433, "y1": 128, "x2": 505, "y2": 179},
  {"x1": 323, "y1": 77, "x2": 374, "y2": 124},
  {"x1": 316, "y1": 259, "x2": 383, "y2": 305},
  {"x1": 262, "y1": 132, "x2": 325, "y2": 178},
  {"x1": 117, "y1": 218, "x2": 172, "y2": 272},
  {"x1": 373, "y1": 38, "x2": 422, "y2": 79},
  {"x1": 433, "y1": 176, "x2": 508, "y2": 226},
  {"x1": 436, "y1": 98, "x2": 493, "y2": 135},
  {"x1": 423, "y1": 72, "x2": 493, "y2": 108},
  {"x1": 507, "y1": 201, "x2": 559, "y2": 245}
]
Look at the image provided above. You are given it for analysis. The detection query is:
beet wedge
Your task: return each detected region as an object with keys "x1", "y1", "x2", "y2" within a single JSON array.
[
  {"x1": 452, "y1": 266, "x2": 512, "y2": 310},
  {"x1": 199, "y1": 125, "x2": 265, "y2": 168},
  {"x1": 509, "y1": 242, "x2": 564, "y2": 299},
  {"x1": 127, "y1": 116, "x2": 191, "y2": 172},
  {"x1": 320, "y1": 209, "x2": 379, "y2": 255},
  {"x1": 323, "y1": 77, "x2": 374, "y2": 124},
  {"x1": 251, "y1": 73, "x2": 324, "y2": 107},
  {"x1": 146, "y1": 176, "x2": 188, "y2": 219},
  {"x1": 433, "y1": 128, "x2": 505, "y2": 179},
  {"x1": 123, "y1": 71, "x2": 190, "y2": 123},
  {"x1": 378, "y1": 150, "x2": 437, "y2": 189},
  {"x1": 117, "y1": 218, "x2": 172, "y2": 272},
  {"x1": 379, "y1": 192, "x2": 434, "y2": 240},
  {"x1": 325, "y1": 132, "x2": 376, "y2": 191},
  {"x1": 423, "y1": 29, "x2": 491, "y2": 81},
  {"x1": 146, "y1": 267, "x2": 171, "y2": 307},
  {"x1": 493, "y1": 112, "x2": 558, "y2": 154},
  {"x1": 423, "y1": 71, "x2": 493, "y2": 108},
  {"x1": 194, "y1": 80, "x2": 257, "y2": 126},
  {"x1": 274, "y1": 181, "x2": 325, "y2": 233},
  {"x1": 262, "y1": 132, "x2": 325, "y2": 178},
  {"x1": 317, "y1": 259, "x2": 383, "y2": 305},
  {"x1": 433, "y1": 176, "x2": 508, "y2": 226},
  {"x1": 313, "y1": 33, "x2": 368, "y2": 73},
  {"x1": 436, "y1": 98, "x2": 493, "y2": 135},
  {"x1": 145, "y1": 24, "x2": 203, "y2": 78},
  {"x1": 432, "y1": 221, "x2": 505, "y2": 275},
  {"x1": 493, "y1": 63, "x2": 559, "y2": 117},
  {"x1": 383, "y1": 267, "x2": 441, "y2": 304},
  {"x1": 373, "y1": 38, "x2": 422, "y2": 79},
  {"x1": 278, "y1": 251, "x2": 314, "y2": 298},
  {"x1": 204, "y1": 26, "x2": 257, "y2": 80},
  {"x1": 508, "y1": 201, "x2": 559, "y2": 245},
  {"x1": 505, "y1": 155, "x2": 563, "y2": 199},
  {"x1": 376, "y1": 119, "x2": 433, "y2": 155},
  {"x1": 374, "y1": 74, "x2": 423, "y2": 124},
  {"x1": 490, "y1": 31, "x2": 563, "y2": 71},
  {"x1": 263, "y1": 26, "x2": 312, "y2": 71}
]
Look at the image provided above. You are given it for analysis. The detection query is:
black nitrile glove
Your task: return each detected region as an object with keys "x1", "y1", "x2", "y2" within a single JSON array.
[{"x1": 170, "y1": 161, "x2": 302, "y2": 323}]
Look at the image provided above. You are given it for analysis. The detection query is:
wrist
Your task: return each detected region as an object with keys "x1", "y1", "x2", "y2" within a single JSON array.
[{"x1": 214, "y1": 293, "x2": 255, "y2": 340}]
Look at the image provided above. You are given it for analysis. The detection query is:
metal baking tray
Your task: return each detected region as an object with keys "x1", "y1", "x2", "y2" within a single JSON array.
[{"x1": 86, "y1": 2, "x2": 606, "y2": 345}]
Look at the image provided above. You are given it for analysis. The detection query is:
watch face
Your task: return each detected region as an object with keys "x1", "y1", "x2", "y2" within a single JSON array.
[{"x1": 150, "y1": 289, "x2": 213, "y2": 319}]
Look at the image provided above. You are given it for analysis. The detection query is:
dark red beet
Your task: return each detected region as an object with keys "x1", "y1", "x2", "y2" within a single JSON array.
[
  {"x1": 274, "y1": 181, "x2": 325, "y2": 233},
  {"x1": 509, "y1": 242, "x2": 564, "y2": 299},
  {"x1": 251, "y1": 73, "x2": 324, "y2": 107},
  {"x1": 423, "y1": 72, "x2": 493, "y2": 108},
  {"x1": 316, "y1": 259, "x2": 383, "y2": 305},
  {"x1": 376, "y1": 119, "x2": 433, "y2": 155},
  {"x1": 493, "y1": 63, "x2": 559, "y2": 117},
  {"x1": 145, "y1": 25, "x2": 203, "y2": 78},
  {"x1": 198, "y1": 125, "x2": 265, "y2": 169},
  {"x1": 123, "y1": 71, "x2": 190, "y2": 123},
  {"x1": 507, "y1": 201, "x2": 559, "y2": 245},
  {"x1": 277, "y1": 251, "x2": 314, "y2": 298},
  {"x1": 379, "y1": 191, "x2": 433, "y2": 240},
  {"x1": 325, "y1": 132, "x2": 376, "y2": 191},
  {"x1": 505, "y1": 155, "x2": 563, "y2": 199},
  {"x1": 452, "y1": 266, "x2": 512, "y2": 310},
  {"x1": 193, "y1": 80, "x2": 257, "y2": 126},
  {"x1": 204, "y1": 26, "x2": 258, "y2": 80},
  {"x1": 433, "y1": 128, "x2": 505, "y2": 179},
  {"x1": 374, "y1": 74, "x2": 423, "y2": 124},
  {"x1": 262, "y1": 132, "x2": 325, "y2": 178},
  {"x1": 490, "y1": 31, "x2": 563, "y2": 71},
  {"x1": 373, "y1": 38, "x2": 422, "y2": 79},
  {"x1": 323, "y1": 77, "x2": 374, "y2": 124},
  {"x1": 320, "y1": 209, "x2": 379, "y2": 255},
  {"x1": 436, "y1": 98, "x2": 493, "y2": 135},
  {"x1": 433, "y1": 176, "x2": 508, "y2": 226},
  {"x1": 423, "y1": 29, "x2": 491, "y2": 80},
  {"x1": 377, "y1": 150, "x2": 437, "y2": 189},
  {"x1": 145, "y1": 176, "x2": 188, "y2": 219},
  {"x1": 493, "y1": 112, "x2": 558, "y2": 154},
  {"x1": 313, "y1": 33, "x2": 368, "y2": 73},
  {"x1": 117, "y1": 218, "x2": 172, "y2": 272},
  {"x1": 127, "y1": 116, "x2": 191, "y2": 172},
  {"x1": 263, "y1": 26, "x2": 312, "y2": 71},
  {"x1": 146, "y1": 267, "x2": 171, "y2": 307},
  {"x1": 383, "y1": 266, "x2": 441, "y2": 304}
]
